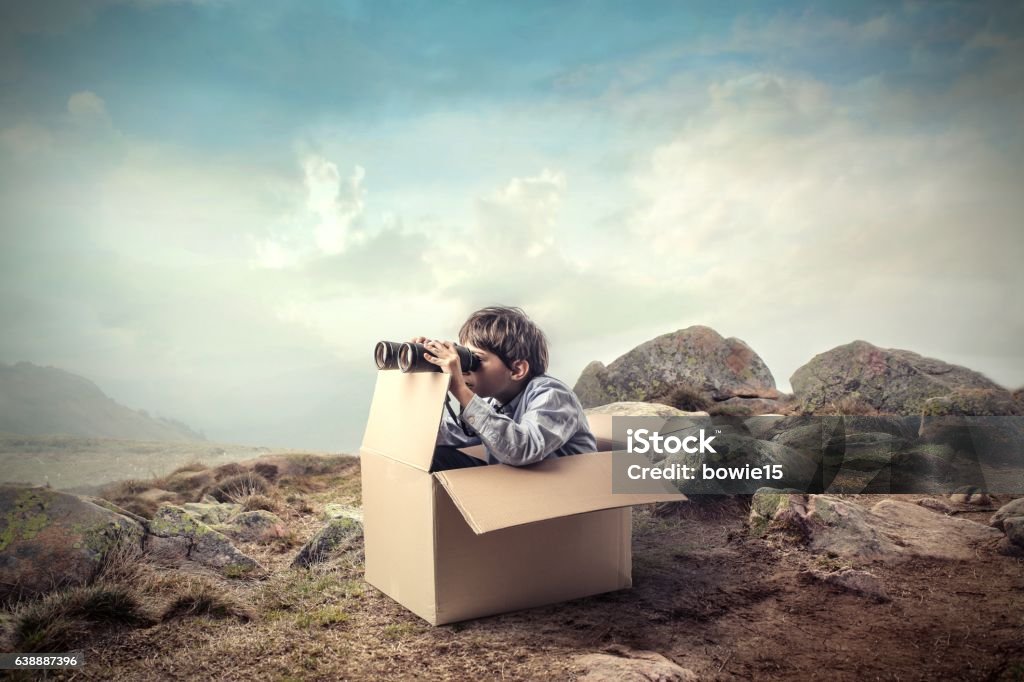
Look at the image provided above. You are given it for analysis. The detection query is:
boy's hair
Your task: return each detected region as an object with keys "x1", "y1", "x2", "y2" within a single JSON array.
[{"x1": 458, "y1": 306, "x2": 549, "y2": 378}]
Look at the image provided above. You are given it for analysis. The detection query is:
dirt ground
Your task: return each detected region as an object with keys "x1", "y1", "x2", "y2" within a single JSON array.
[{"x1": 8, "y1": 462, "x2": 1024, "y2": 682}]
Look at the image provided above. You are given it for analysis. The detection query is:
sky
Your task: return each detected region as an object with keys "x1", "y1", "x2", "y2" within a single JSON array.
[{"x1": 1, "y1": 0, "x2": 1022, "y2": 452}]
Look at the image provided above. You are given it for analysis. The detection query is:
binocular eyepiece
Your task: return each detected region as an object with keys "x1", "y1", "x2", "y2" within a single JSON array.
[{"x1": 374, "y1": 340, "x2": 481, "y2": 374}]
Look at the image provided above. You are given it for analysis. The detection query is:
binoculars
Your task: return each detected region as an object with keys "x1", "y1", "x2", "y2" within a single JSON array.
[{"x1": 375, "y1": 340, "x2": 482, "y2": 373}]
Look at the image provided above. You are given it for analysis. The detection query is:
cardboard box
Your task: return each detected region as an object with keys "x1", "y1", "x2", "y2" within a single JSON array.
[{"x1": 359, "y1": 370, "x2": 686, "y2": 625}]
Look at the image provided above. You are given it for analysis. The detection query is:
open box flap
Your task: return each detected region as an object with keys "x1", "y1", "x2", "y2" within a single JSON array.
[
  {"x1": 360, "y1": 370, "x2": 450, "y2": 472},
  {"x1": 585, "y1": 413, "x2": 673, "y2": 452},
  {"x1": 434, "y1": 450, "x2": 687, "y2": 534}
]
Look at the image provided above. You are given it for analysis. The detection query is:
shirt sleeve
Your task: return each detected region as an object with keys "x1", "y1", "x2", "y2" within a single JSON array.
[
  {"x1": 436, "y1": 398, "x2": 482, "y2": 449},
  {"x1": 458, "y1": 386, "x2": 580, "y2": 466}
]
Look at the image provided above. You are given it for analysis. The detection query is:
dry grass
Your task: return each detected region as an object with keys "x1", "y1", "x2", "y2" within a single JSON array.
[
  {"x1": 98, "y1": 479, "x2": 163, "y2": 519},
  {"x1": 7, "y1": 582, "x2": 155, "y2": 652},
  {"x1": 652, "y1": 384, "x2": 711, "y2": 412},
  {"x1": 162, "y1": 579, "x2": 253, "y2": 622},
  {"x1": 170, "y1": 459, "x2": 209, "y2": 475},
  {"x1": 207, "y1": 472, "x2": 272, "y2": 503},
  {"x1": 240, "y1": 492, "x2": 281, "y2": 513},
  {"x1": 3, "y1": 452, "x2": 1021, "y2": 680}
]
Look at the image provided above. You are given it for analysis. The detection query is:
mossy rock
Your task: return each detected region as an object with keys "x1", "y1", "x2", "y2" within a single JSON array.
[
  {"x1": 146, "y1": 504, "x2": 261, "y2": 574},
  {"x1": 216, "y1": 510, "x2": 284, "y2": 543},
  {"x1": 0, "y1": 486, "x2": 144, "y2": 600},
  {"x1": 182, "y1": 502, "x2": 242, "y2": 526},
  {"x1": 291, "y1": 517, "x2": 363, "y2": 568}
]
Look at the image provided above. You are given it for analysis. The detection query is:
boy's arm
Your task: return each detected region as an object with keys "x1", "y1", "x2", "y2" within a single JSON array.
[
  {"x1": 458, "y1": 386, "x2": 581, "y2": 466},
  {"x1": 436, "y1": 398, "x2": 482, "y2": 448}
]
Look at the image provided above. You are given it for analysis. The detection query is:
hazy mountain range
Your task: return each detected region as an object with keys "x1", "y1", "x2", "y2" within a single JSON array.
[{"x1": 0, "y1": 361, "x2": 205, "y2": 442}]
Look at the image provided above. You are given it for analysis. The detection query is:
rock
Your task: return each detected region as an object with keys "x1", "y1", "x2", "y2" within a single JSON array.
[
  {"x1": 921, "y1": 388, "x2": 1020, "y2": 417},
  {"x1": 585, "y1": 402, "x2": 702, "y2": 418},
  {"x1": 574, "y1": 361, "x2": 609, "y2": 409},
  {"x1": 769, "y1": 417, "x2": 846, "y2": 458},
  {"x1": 916, "y1": 497, "x2": 954, "y2": 513},
  {"x1": 145, "y1": 504, "x2": 261, "y2": 575},
  {"x1": 217, "y1": 510, "x2": 285, "y2": 543},
  {"x1": 842, "y1": 415, "x2": 920, "y2": 440},
  {"x1": 0, "y1": 486, "x2": 145, "y2": 600},
  {"x1": 751, "y1": 493, "x2": 1003, "y2": 563},
  {"x1": 664, "y1": 433, "x2": 818, "y2": 494},
  {"x1": 835, "y1": 433, "x2": 909, "y2": 471},
  {"x1": 291, "y1": 517, "x2": 363, "y2": 568},
  {"x1": 88, "y1": 497, "x2": 148, "y2": 525},
  {"x1": 573, "y1": 326, "x2": 777, "y2": 408},
  {"x1": 1003, "y1": 516, "x2": 1024, "y2": 551},
  {"x1": 182, "y1": 502, "x2": 242, "y2": 525},
  {"x1": 711, "y1": 396, "x2": 791, "y2": 416},
  {"x1": 949, "y1": 486, "x2": 990, "y2": 506},
  {"x1": 748, "y1": 488, "x2": 809, "y2": 538},
  {"x1": 573, "y1": 646, "x2": 698, "y2": 682},
  {"x1": 744, "y1": 415, "x2": 787, "y2": 440},
  {"x1": 808, "y1": 568, "x2": 890, "y2": 602},
  {"x1": 990, "y1": 498, "x2": 1024, "y2": 531},
  {"x1": 791, "y1": 340, "x2": 1006, "y2": 414},
  {"x1": 918, "y1": 410, "x2": 1024, "y2": 468}
]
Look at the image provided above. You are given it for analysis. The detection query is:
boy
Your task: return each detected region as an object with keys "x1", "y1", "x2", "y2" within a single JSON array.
[{"x1": 412, "y1": 305, "x2": 597, "y2": 472}]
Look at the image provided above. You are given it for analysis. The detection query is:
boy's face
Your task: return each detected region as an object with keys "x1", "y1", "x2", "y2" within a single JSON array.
[{"x1": 461, "y1": 342, "x2": 527, "y2": 403}]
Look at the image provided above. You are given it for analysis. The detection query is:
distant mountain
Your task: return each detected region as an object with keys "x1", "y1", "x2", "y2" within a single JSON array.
[{"x1": 0, "y1": 361, "x2": 205, "y2": 442}]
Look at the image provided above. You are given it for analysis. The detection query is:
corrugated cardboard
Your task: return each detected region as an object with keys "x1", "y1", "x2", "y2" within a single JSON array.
[{"x1": 359, "y1": 370, "x2": 686, "y2": 625}]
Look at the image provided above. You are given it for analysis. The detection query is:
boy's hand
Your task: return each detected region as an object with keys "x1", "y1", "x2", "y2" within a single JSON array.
[
  {"x1": 421, "y1": 339, "x2": 462, "y2": 375},
  {"x1": 411, "y1": 338, "x2": 474, "y2": 407}
]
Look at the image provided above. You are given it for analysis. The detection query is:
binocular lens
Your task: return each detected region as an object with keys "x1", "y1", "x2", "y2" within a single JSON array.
[
  {"x1": 375, "y1": 340, "x2": 482, "y2": 374},
  {"x1": 398, "y1": 343, "x2": 418, "y2": 372},
  {"x1": 374, "y1": 341, "x2": 401, "y2": 370}
]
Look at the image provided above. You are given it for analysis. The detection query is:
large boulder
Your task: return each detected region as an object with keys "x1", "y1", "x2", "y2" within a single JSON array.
[
  {"x1": 749, "y1": 491, "x2": 1002, "y2": 562},
  {"x1": 990, "y1": 498, "x2": 1024, "y2": 531},
  {"x1": 791, "y1": 340, "x2": 1007, "y2": 414},
  {"x1": 1003, "y1": 517, "x2": 1024, "y2": 555},
  {"x1": 662, "y1": 432, "x2": 818, "y2": 494},
  {"x1": 573, "y1": 326, "x2": 777, "y2": 408},
  {"x1": 0, "y1": 486, "x2": 145, "y2": 600},
  {"x1": 918, "y1": 390, "x2": 1024, "y2": 469}
]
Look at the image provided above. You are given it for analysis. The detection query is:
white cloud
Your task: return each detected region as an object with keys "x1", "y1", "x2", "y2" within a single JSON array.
[
  {"x1": 305, "y1": 156, "x2": 367, "y2": 255},
  {"x1": 249, "y1": 153, "x2": 368, "y2": 268},
  {"x1": 67, "y1": 90, "x2": 111, "y2": 128},
  {"x1": 475, "y1": 168, "x2": 565, "y2": 258}
]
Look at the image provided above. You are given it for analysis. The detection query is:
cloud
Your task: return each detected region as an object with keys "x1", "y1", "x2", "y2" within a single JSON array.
[
  {"x1": 67, "y1": 90, "x2": 112, "y2": 129},
  {"x1": 248, "y1": 154, "x2": 369, "y2": 268},
  {"x1": 3, "y1": 1, "x2": 1023, "y2": 455},
  {"x1": 305, "y1": 155, "x2": 367, "y2": 255}
]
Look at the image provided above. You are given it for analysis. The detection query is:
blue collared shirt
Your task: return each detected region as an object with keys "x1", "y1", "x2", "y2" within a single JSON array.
[{"x1": 436, "y1": 373, "x2": 598, "y2": 466}]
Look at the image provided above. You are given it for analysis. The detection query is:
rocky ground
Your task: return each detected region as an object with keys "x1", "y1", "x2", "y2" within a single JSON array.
[{"x1": 1, "y1": 451, "x2": 1022, "y2": 681}]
